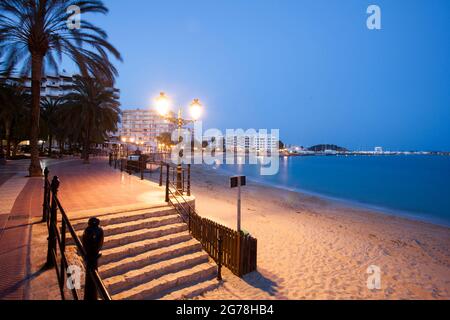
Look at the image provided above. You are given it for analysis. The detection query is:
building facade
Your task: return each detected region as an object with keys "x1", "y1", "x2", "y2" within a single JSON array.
[
  {"x1": 3, "y1": 72, "x2": 120, "y2": 100},
  {"x1": 204, "y1": 132, "x2": 279, "y2": 153},
  {"x1": 118, "y1": 108, "x2": 176, "y2": 150}
]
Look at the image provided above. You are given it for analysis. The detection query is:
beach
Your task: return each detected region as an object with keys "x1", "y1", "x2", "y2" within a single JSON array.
[{"x1": 190, "y1": 165, "x2": 450, "y2": 300}]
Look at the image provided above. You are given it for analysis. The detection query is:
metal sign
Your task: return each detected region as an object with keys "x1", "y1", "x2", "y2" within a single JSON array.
[
  {"x1": 230, "y1": 176, "x2": 246, "y2": 232},
  {"x1": 230, "y1": 176, "x2": 246, "y2": 188}
]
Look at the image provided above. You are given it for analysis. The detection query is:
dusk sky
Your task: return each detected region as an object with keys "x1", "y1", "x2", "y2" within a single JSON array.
[{"x1": 73, "y1": 0, "x2": 450, "y2": 151}]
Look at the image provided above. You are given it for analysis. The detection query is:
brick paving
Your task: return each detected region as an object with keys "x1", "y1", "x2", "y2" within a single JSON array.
[{"x1": 0, "y1": 158, "x2": 167, "y2": 300}]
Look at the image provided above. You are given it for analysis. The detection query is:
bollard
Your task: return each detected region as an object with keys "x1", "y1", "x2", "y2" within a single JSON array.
[
  {"x1": 165, "y1": 164, "x2": 170, "y2": 203},
  {"x1": 187, "y1": 164, "x2": 191, "y2": 196},
  {"x1": 82, "y1": 217, "x2": 104, "y2": 301},
  {"x1": 159, "y1": 162, "x2": 163, "y2": 186},
  {"x1": 45, "y1": 176, "x2": 60, "y2": 268},
  {"x1": 140, "y1": 156, "x2": 144, "y2": 180},
  {"x1": 42, "y1": 167, "x2": 50, "y2": 222},
  {"x1": 217, "y1": 235, "x2": 223, "y2": 281}
]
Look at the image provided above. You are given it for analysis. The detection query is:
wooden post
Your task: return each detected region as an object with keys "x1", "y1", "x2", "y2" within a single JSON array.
[{"x1": 217, "y1": 235, "x2": 223, "y2": 281}]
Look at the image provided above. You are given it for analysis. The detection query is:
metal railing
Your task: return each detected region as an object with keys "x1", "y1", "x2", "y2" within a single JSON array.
[
  {"x1": 110, "y1": 152, "x2": 191, "y2": 196},
  {"x1": 42, "y1": 168, "x2": 111, "y2": 300},
  {"x1": 108, "y1": 152, "x2": 257, "y2": 277}
]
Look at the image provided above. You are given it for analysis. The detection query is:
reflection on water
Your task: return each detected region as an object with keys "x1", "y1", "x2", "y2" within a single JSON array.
[{"x1": 206, "y1": 155, "x2": 450, "y2": 226}]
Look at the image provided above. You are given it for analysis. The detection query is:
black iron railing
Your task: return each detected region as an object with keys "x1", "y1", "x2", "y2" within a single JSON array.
[
  {"x1": 43, "y1": 168, "x2": 111, "y2": 300},
  {"x1": 108, "y1": 152, "x2": 257, "y2": 277}
]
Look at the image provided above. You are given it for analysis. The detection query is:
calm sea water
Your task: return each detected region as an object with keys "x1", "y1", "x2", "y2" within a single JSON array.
[{"x1": 213, "y1": 155, "x2": 450, "y2": 227}]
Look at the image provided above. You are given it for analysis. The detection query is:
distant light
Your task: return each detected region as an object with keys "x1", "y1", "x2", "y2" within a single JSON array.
[
  {"x1": 155, "y1": 92, "x2": 170, "y2": 116},
  {"x1": 189, "y1": 99, "x2": 203, "y2": 120}
]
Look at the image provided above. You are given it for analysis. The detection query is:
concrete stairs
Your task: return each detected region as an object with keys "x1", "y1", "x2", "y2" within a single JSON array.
[{"x1": 70, "y1": 206, "x2": 219, "y2": 300}]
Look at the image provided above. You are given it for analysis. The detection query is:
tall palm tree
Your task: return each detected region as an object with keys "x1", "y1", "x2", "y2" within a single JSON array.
[
  {"x1": 0, "y1": 0, "x2": 122, "y2": 176},
  {"x1": 61, "y1": 76, "x2": 120, "y2": 163}
]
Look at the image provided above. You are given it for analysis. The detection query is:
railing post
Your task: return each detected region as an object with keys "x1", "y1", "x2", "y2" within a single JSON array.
[
  {"x1": 140, "y1": 156, "x2": 144, "y2": 180},
  {"x1": 217, "y1": 235, "x2": 223, "y2": 281},
  {"x1": 82, "y1": 217, "x2": 104, "y2": 301},
  {"x1": 187, "y1": 164, "x2": 191, "y2": 196},
  {"x1": 159, "y1": 162, "x2": 163, "y2": 186},
  {"x1": 45, "y1": 176, "x2": 60, "y2": 269},
  {"x1": 165, "y1": 164, "x2": 170, "y2": 203},
  {"x1": 42, "y1": 167, "x2": 49, "y2": 222}
]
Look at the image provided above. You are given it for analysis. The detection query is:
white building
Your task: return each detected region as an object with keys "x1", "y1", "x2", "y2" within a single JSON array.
[
  {"x1": 118, "y1": 108, "x2": 176, "y2": 150},
  {"x1": 204, "y1": 132, "x2": 279, "y2": 153},
  {"x1": 375, "y1": 147, "x2": 383, "y2": 153},
  {"x1": 3, "y1": 71, "x2": 120, "y2": 100}
]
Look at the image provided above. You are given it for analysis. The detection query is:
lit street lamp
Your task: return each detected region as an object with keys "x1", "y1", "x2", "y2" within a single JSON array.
[{"x1": 154, "y1": 92, "x2": 203, "y2": 193}]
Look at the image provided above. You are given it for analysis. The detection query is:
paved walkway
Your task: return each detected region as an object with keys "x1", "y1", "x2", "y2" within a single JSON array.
[{"x1": 0, "y1": 158, "x2": 167, "y2": 300}]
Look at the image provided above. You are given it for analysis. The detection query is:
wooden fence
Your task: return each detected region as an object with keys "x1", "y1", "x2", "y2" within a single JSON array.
[{"x1": 172, "y1": 196, "x2": 257, "y2": 277}]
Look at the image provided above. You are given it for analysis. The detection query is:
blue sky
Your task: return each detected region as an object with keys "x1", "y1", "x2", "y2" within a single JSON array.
[{"x1": 76, "y1": 0, "x2": 450, "y2": 150}]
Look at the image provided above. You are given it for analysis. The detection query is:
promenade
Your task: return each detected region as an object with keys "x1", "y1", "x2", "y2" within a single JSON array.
[{"x1": 0, "y1": 158, "x2": 167, "y2": 299}]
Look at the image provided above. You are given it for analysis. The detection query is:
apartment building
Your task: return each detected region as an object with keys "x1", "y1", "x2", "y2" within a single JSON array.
[
  {"x1": 118, "y1": 108, "x2": 176, "y2": 148},
  {"x1": 2, "y1": 71, "x2": 120, "y2": 99}
]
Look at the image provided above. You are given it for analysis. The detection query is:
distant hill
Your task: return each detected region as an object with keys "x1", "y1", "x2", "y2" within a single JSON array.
[{"x1": 307, "y1": 144, "x2": 348, "y2": 152}]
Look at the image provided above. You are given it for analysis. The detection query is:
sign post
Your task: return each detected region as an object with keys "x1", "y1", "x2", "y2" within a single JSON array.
[{"x1": 230, "y1": 176, "x2": 246, "y2": 232}]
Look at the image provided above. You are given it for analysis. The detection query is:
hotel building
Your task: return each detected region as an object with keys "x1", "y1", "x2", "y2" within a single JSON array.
[
  {"x1": 204, "y1": 132, "x2": 279, "y2": 153},
  {"x1": 2, "y1": 71, "x2": 120, "y2": 99},
  {"x1": 118, "y1": 108, "x2": 176, "y2": 150}
]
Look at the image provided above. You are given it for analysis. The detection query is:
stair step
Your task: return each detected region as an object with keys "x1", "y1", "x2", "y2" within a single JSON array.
[
  {"x1": 101, "y1": 231, "x2": 192, "y2": 264},
  {"x1": 112, "y1": 263, "x2": 217, "y2": 300},
  {"x1": 161, "y1": 279, "x2": 220, "y2": 300},
  {"x1": 102, "y1": 214, "x2": 182, "y2": 237},
  {"x1": 100, "y1": 239, "x2": 202, "y2": 278},
  {"x1": 102, "y1": 223, "x2": 188, "y2": 250},
  {"x1": 71, "y1": 206, "x2": 176, "y2": 231},
  {"x1": 104, "y1": 251, "x2": 209, "y2": 294}
]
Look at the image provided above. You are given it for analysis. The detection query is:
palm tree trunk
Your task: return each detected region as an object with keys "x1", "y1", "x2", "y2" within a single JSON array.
[
  {"x1": 48, "y1": 134, "x2": 53, "y2": 157},
  {"x1": 0, "y1": 136, "x2": 5, "y2": 164},
  {"x1": 83, "y1": 134, "x2": 90, "y2": 164},
  {"x1": 6, "y1": 133, "x2": 11, "y2": 159},
  {"x1": 59, "y1": 139, "x2": 64, "y2": 158},
  {"x1": 28, "y1": 54, "x2": 44, "y2": 176}
]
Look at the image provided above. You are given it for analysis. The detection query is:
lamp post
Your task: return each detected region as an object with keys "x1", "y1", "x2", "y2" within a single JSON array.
[{"x1": 154, "y1": 92, "x2": 203, "y2": 193}]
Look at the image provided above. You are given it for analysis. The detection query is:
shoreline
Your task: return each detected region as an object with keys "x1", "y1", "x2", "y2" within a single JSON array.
[
  {"x1": 209, "y1": 164, "x2": 450, "y2": 230},
  {"x1": 190, "y1": 164, "x2": 450, "y2": 299}
]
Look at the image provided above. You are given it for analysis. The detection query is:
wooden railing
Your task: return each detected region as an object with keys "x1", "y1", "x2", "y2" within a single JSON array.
[
  {"x1": 42, "y1": 168, "x2": 111, "y2": 300},
  {"x1": 164, "y1": 166, "x2": 257, "y2": 277}
]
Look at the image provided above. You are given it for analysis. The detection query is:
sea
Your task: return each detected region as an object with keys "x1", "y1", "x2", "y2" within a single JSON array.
[{"x1": 212, "y1": 155, "x2": 450, "y2": 227}]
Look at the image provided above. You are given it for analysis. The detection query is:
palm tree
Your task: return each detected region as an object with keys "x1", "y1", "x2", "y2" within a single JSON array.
[
  {"x1": 61, "y1": 76, "x2": 120, "y2": 163},
  {"x1": 0, "y1": 0, "x2": 122, "y2": 176},
  {"x1": 0, "y1": 82, "x2": 30, "y2": 160},
  {"x1": 40, "y1": 96, "x2": 64, "y2": 157}
]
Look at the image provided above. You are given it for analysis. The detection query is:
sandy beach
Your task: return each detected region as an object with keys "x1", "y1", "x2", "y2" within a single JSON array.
[{"x1": 189, "y1": 165, "x2": 450, "y2": 300}]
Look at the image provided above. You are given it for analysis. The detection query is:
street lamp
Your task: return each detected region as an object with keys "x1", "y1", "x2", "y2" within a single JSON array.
[{"x1": 154, "y1": 92, "x2": 204, "y2": 193}]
